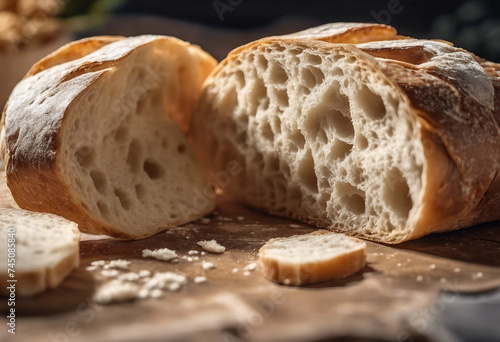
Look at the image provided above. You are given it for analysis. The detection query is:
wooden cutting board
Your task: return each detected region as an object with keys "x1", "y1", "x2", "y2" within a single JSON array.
[{"x1": 1, "y1": 174, "x2": 500, "y2": 342}]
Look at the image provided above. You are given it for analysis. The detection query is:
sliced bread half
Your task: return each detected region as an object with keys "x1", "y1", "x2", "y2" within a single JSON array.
[
  {"x1": 259, "y1": 231, "x2": 366, "y2": 286},
  {"x1": 1, "y1": 35, "x2": 217, "y2": 239}
]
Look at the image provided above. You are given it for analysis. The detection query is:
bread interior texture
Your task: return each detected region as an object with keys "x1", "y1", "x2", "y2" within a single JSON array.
[
  {"x1": 195, "y1": 41, "x2": 425, "y2": 242},
  {"x1": 60, "y1": 42, "x2": 212, "y2": 237}
]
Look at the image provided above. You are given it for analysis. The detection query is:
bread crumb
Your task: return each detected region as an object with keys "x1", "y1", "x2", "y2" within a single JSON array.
[
  {"x1": 237, "y1": 216, "x2": 245, "y2": 221},
  {"x1": 194, "y1": 276, "x2": 207, "y2": 283},
  {"x1": 138, "y1": 288, "x2": 150, "y2": 299},
  {"x1": 200, "y1": 218, "x2": 211, "y2": 224},
  {"x1": 101, "y1": 270, "x2": 120, "y2": 278},
  {"x1": 201, "y1": 252, "x2": 206, "y2": 256},
  {"x1": 104, "y1": 259, "x2": 131, "y2": 270},
  {"x1": 188, "y1": 250, "x2": 199, "y2": 255},
  {"x1": 118, "y1": 272, "x2": 140, "y2": 282},
  {"x1": 168, "y1": 282, "x2": 181, "y2": 291},
  {"x1": 197, "y1": 240, "x2": 226, "y2": 253},
  {"x1": 143, "y1": 272, "x2": 187, "y2": 291},
  {"x1": 283, "y1": 279, "x2": 291, "y2": 285},
  {"x1": 232, "y1": 268, "x2": 238, "y2": 273},
  {"x1": 219, "y1": 216, "x2": 233, "y2": 222},
  {"x1": 454, "y1": 267, "x2": 461, "y2": 273},
  {"x1": 139, "y1": 270, "x2": 151, "y2": 278},
  {"x1": 86, "y1": 266, "x2": 98, "y2": 272},
  {"x1": 473, "y1": 272, "x2": 483, "y2": 279},
  {"x1": 150, "y1": 289, "x2": 164, "y2": 298},
  {"x1": 142, "y1": 248, "x2": 177, "y2": 261},
  {"x1": 440, "y1": 277, "x2": 447, "y2": 283},
  {"x1": 202, "y1": 261, "x2": 215, "y2": 270},
  {"x1": 244, "y1": 262, "x2": 257, "y2": 272},
  {"x1": 416, "y1": 275, "x2": 423, "y2": 282},
  {"x1": 243, "y1": 271, "x2": 250, "y2": 276},
  {"x1": 396, "y1": 263, "x2": 402, "y2": 267},
  {"x1": 91, "y1": 260, "x2": 106, "y2": 267},
  {"x1": 429, "y1": 264, "x2": 436, "y2": 270},
  {"x1": 289, "y1": 224, "x2": 301, "y2": 228},
  {"x1": 94, "y1": 280, "x2": 139, "y2": 304}
]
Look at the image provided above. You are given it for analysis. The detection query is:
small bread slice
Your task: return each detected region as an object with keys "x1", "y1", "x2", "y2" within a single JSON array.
[
  {"x1": 0, "y1": 208, "x2": 80, "y2": 296},
  {"x1": 1, "y1": 35, "x2": 217, "y2": 239},
  {"x1": 259, "y1": 231, "x2": 366, "y2": 286}
]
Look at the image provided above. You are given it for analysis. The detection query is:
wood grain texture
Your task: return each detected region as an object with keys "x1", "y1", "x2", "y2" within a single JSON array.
[{"x1": 1, "y1": 185, "x2": 499, "y2": 341}]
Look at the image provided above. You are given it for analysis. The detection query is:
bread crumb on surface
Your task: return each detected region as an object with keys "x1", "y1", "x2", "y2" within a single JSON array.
[
  {"x1": 104, "y1": 259, "x2": 131, "y2": 270},
  {"x1": 200, "y1": 218, "x2": 211, "y2": 224},
  {"x1": 94, "y1": 280, "x2": 139, "y2": 305},
  {"x1": 188, "y1": 250, "x2": 199, "y2": 255},
  {"x1": 197, "y1": 240, "x2": 226, "y2": 253},
  {"x1": 101, "y1": 269, "x2": 120, "y2": 278},
  {"x1": 202, "y1": 261, "x2": 215, "y2": 270},
  {"x1": 142, "y1": 248, "x2": 178, "y2": 261},
  {"x1": 91, "y1": 260, "x2": 106, "y2": 267},
  {"x1": 194, "y1": 276, "x2": 207, "y2": 283},
  {"x1": 244, "y1": 262, "x2": 257, "y2": 272},
  {"x1": 232, "y1": 268, "x2": 238, "y2": 273},
  {"x1": 289, "y1": 224, "x2": 301, "y2": 228},
  {"x1": 117, "y1": 272, "x2": 140, "y2": 282},
  {"x1": 237, "y1": 216, "x2": 245, "y2": 221}
]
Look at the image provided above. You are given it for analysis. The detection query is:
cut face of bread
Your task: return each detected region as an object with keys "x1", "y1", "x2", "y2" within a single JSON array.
[
  {"x1": 259, "y1": 231, "x2": 366, "y2": 286},
  {"x1": 191, "y1": 23, "x2": 500, "y2": 243},
  {"x1": 1, "y1": 36, "x2": 217, "y2": 239},
  {"x1": 0, "y1": 208, "x2": 80, "y2": 296}
]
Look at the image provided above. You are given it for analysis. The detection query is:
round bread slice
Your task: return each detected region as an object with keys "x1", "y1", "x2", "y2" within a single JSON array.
[
  {"x1": 259, "y1": 231, "x2": 366, "y2": 286},
  {"x1": 0, "y1": 35, "x2": 217, "y2": 239},
  {"x1": 0, "y1": 208, "x2": 80, "y2": 296}
]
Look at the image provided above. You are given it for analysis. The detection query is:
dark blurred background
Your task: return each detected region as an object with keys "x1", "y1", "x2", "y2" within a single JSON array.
[{"x1": 60, "y1": 0, "x2": 500, "y2": 62}]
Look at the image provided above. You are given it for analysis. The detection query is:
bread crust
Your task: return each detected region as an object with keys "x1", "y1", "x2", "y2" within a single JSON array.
[
  {"x1": 1, "y1": 35, "x2": 217, "y2": 239},
  {"x1": 192, "y1": 23, "x2": 500, "y2": 243}
]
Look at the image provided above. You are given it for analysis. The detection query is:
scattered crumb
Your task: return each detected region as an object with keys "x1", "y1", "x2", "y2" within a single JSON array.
[
  {"x1": 283, "y1": 279, "x2": 291, "y2": 285},
  {"x1": 143, "y1": 272, "x2": 187, "y2": 291},
  {"x1": 202, "y1": 261, "x2": 215, "y2": 270},
  {"x1": 138, "y1": 288, "x2": 150, "y2": 299},
  {"x1": 454, "y1": 267, "x2": 461, "y2": 273},
  {"x1": 474, "y1": 272, "x2": 484, "y2": 279},
  {"x1": 244, "y1": 262, "x2": 257, "y2": 272},
  {"x1": 118, "y1": 272, "x2": 140, "y2": 282},
  {"x1": 243, "y1": 271, "x2": 250, "y2": 276},
  {"x1": 440, "y1": 277, "x2": 447, "y2": 283},
  {"x1": 101, "y1": 270, "x2": 120, "y2": 278},
  {"x1": 86, "y1": 266, "x2": 98, "y2": 272},
  {"x1": 397, "y1": 263, "x2": 402, "y2": 267},
  {"x1": 168, "y1": 282, "x2": 181, "y2": 291},
  {"x1": 104, "y1": 259, "x2": 131, "y2": 270},
  {"x1": 194, "y1": 276, "x2": 207, "y2": 284},
  {"x1": 139, "y1": 270, "x2": 151, "y2": 278},
  {"x1": 201, "y1": 252, "x2": 206, "y2": 256},
  {"x1": 187, "y1": 257, "x2": 193, "y2": 262},
  {"x1": 200, "y1": 218, "x2": 211, "y2": 224},
  {"x1": 197, "y1": 240, "x2": 226, "y2": 253},
  {"x1": 232, "y1": 268, "x2": 239, "y2": 273},
  {"x1": 237, "y1": 216, "x2": 245, "y2": 221},
  {"x1": 150, "y1": 289, "x2": 164, "y2": 298},
  {"x1": 429, "y1": 264, "x2": 436, "y2": 270},
  {"x1": 289, "y1": 224, "x2": 301, "y2": 228},
  {"x1": 188, "y1": 250, "x2": 199, "y2": 255},
  {"x1": 91, "y1": 260, "x2": 106, "y2": 267},
  {"x1": 219, "y1": 217, "x2": 233, "y2": 222},
  {"x1": 142, "y1": 248, "x2": 177, "y2": 261},
  {"x1": 416, "y1": 275, "x2": 423, "y2": 282},
  {"x1": 94, "y1": 280, "x2": 139, "y2": 305}
]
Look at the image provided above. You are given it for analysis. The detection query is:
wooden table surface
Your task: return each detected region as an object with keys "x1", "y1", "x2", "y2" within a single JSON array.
[{"x1": 1, "y1": 176, "x2": 500, "y2": 342}]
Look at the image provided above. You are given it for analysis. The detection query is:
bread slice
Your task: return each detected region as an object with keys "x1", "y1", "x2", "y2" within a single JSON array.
[
  {"x1": 0, "y1": 208, "x2": 80, "y2": 296},
  {"x1": 1, "y1": 35, "x2": 217, "y2": 239},
  {"x1": 259, "y1": 231, "x2": 366, "y2": 286},
  {"x1": 191, "y1": 22, "x2": 500, "y2": 243}
]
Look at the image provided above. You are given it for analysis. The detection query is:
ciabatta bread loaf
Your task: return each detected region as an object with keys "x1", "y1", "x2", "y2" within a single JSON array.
[
  {"x1": 191, "y1": 23, "x2": 500, "y2": 243},
  {"x1": 1, "y1": 35, "x2": 217, "y2": 239},
  {"x1": 0, "y1": 208, "x2": 80, "y2": 296},
  {"x1": 259, "y1": 231, "x2": 366, "y2": 286}
]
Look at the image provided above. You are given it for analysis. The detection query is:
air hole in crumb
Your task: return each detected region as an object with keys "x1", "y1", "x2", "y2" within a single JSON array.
[
  {"x1": 269, "y1": 62, "x2": 288, "y2": 84},
  {"x1": 177, "y1": 144, "x2": 186, "y2": 154},
  {"x1": 97, "y1": 200, "x2": 110, "y2": 219},
  {"x1": 135, "y1": 184, "x2": 145, "y2": 200},
  {"x1": 257, "y1": 55, "x2": 268, "y2": 70},
  {"x1": 114, "y1": 189, "x2": 131, "y2": 210},
  {"x1": 355, "y1": 134, "x2": 369, "y2": 150},
  {"x1": 328, "y1": 139, "x2": 352, "y2": 160},
  {"x1": 235, "y1": 70, "x2": 246, "y2": 88},
  {"x1": 290, "y1": 131, "x2": 305, "y2": 149},
  {"x1": 90, "y1": 170, "x2": 108, "y2": 195},
  {"x1": 114, "y1": 123, "x2": 129, "y2": 143},
  {"x1": 261, "y1": 121, "x2": 273, "y2": 141},
  {"x1": 301, "y1": 67, "x2": 325, "y2": 89},
  {"x1": 75, "y1": 146, "x2": 95, "y2": 168},
  {"x1": 143, "y1": 159, "x2": 165, "y2": 180},
  {"x1": 336, "y1": 182, "x2": 365, "y2": 215},
  {"x1": 355, "y1": 85, "x2": 386, "y2": 120},
  {"x1": 275, "y1": 88, "x2": 289, "y2": 107},
  {"x1": 383, "y1": 168, "x2": 412, "y2": 219},
  {"x1": 330, "y1": 109, "x2": 354, "y2": 139},
  {"x1": 127, "y1": 139, "x2": 143, "y2": 173},
  {"x1": 306, "y1": 54, "x2": 322, "y2": 65},
  {"x1": 298, "y1": 150, "x2": 318, "y2": 193}
]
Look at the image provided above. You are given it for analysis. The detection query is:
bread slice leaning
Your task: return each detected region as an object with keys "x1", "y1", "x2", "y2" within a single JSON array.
[
  {"x1": 1, "y1": 35, "x2": 217, "y2": 239},
  {"x1": 191, "y1": 22, "x2": 500, "y2": 243},
  {"x1": 259, "y1": 231, "x2": 366, "y2": 286},
  {"x1": 0, "y1": 208, "x2": 80, "y2": 296}
]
